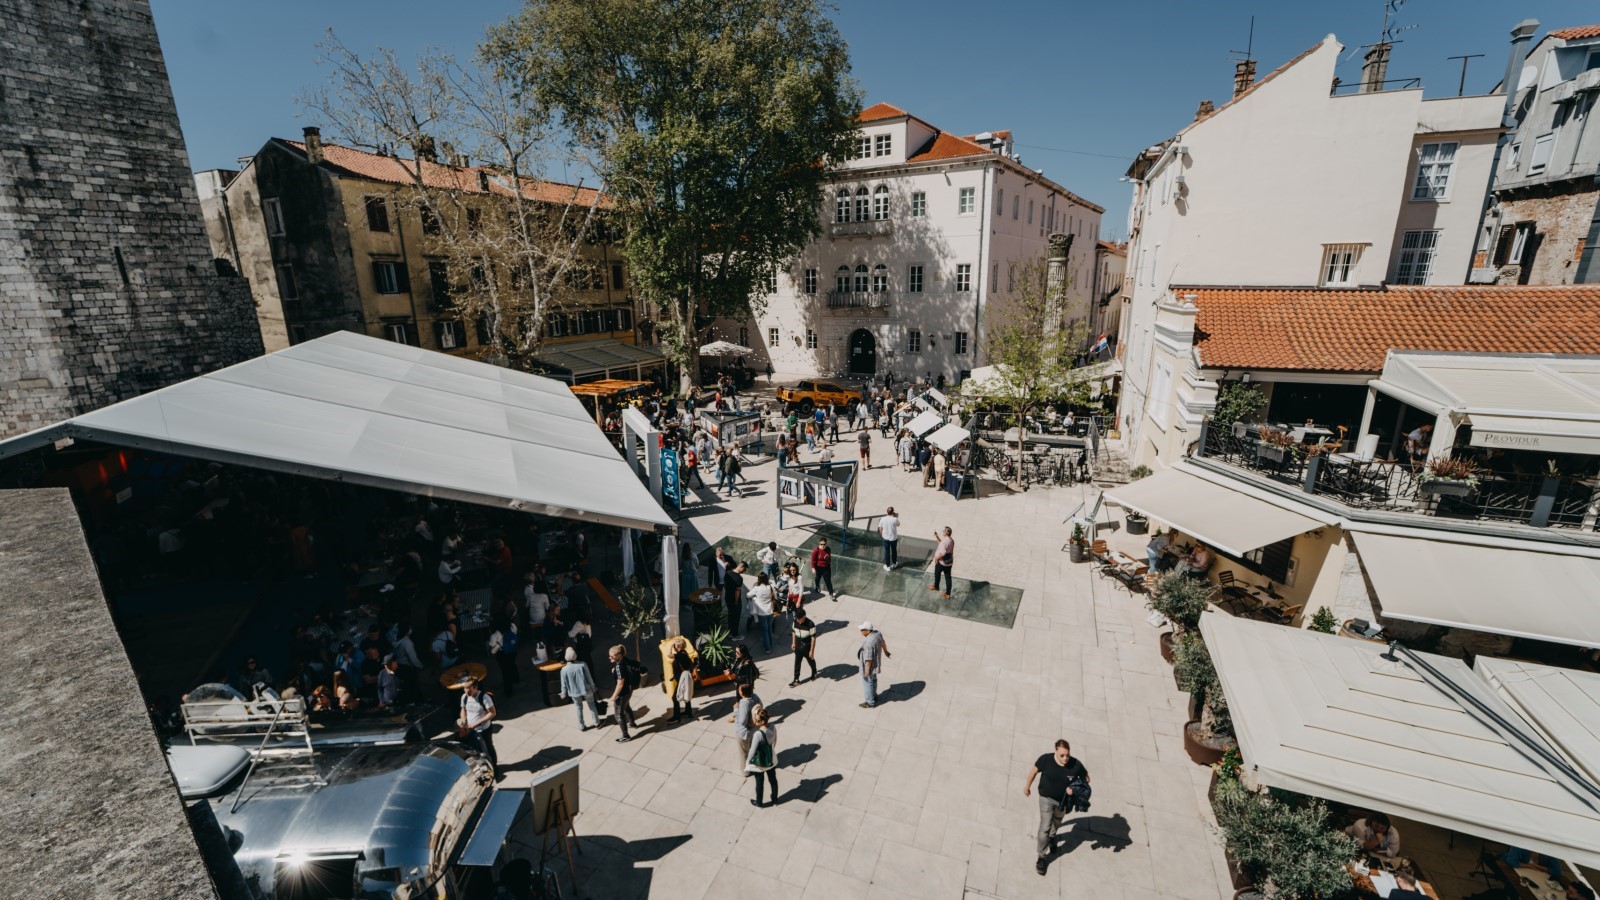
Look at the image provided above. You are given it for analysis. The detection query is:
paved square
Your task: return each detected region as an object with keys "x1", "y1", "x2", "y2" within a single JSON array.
[{"x1": 493, "y1": 431, "x2": 1233, "y2": 899}]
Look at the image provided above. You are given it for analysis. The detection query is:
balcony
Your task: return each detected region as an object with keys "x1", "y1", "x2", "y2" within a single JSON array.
[
  {"x1": 829, "y1": 218, "x2": 893, "y2": 239},
  {"x1": 825, "y1": 291, "x2": 891, "y2": 311},
  {"x1": 1197, "y1": 420, "x2": 1600, "y2": 532}
]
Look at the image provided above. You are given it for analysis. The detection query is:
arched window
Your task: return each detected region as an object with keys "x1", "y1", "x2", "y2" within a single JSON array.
[
  {"x1": 854, "y1": 187, "x2": 870, "y2": 222},
  {"x1": 835, "y1": 189, "x2": 851, "y2": 224},
  {"x1": 872, "y1": 264, "x2": 888, "y2": 293},
  {"x1": 854, "y1": 263, "x2": 869, "y2": 293},
  {"x1": 835, "y1": 265, "x2": 851, "y2": 293},
  {"x1": 873, "y1": 185, "x2": 889, "y2": 220}
]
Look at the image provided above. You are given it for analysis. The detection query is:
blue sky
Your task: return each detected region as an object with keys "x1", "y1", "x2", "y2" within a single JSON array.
[{"x1": 154, "y1": 0, "x2": 1598, "y2": 237}]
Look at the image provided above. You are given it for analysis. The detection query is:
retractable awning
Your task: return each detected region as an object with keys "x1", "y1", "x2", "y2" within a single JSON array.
[
  {"x1": 532, "y1": 338, "x2": 664, "y2": 380},
  {"x1": 926, "y1": 424, "x2": 970, "y2": 451},
  {"x1": 1201, "y1": 613, "x2": 1600, "y2": 869},
  {"x1": 1103, "y1": 466, "x2": 1324, "y2": 557},
  {"x1": 1477, "y1": 657, "x2": 1600, "y2": 786},
  {"x1": 0, "y1": 332, "x2": 675, "y2": 534},
  {"x1": 1349, "y1": 529, "x2": 1600, "y2": 650}
]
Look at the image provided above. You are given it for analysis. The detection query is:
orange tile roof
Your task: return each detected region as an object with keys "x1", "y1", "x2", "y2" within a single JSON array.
[
  {"x1": 281, "y1": 139, "x2": 607, "y2": 206},
  {"x1": 1551, "y1": 24, "x2": 1600, "y2": 40},
  {"x1": 858, "y1": 102, "x2": 909, "y2": 123},
  {"x1": 1191, "y1": 285, "x2": 1600, "y2": 373},
  {"x1": 907, "y1": 131, "x2": 991, "y2": 163},
  {"x1": 1096, "y1": 240, "x2": 1127, "y2": 255}
]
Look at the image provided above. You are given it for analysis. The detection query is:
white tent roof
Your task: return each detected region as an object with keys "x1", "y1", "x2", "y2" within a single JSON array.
[
  {"x1": 1477, "y1": 657, "x2": 1600, "y2": 786},
  {"x1": 1202, "y1": 613, "x2": 1600, "y2": 868},
  {"x1": 1103, "y1": 464, "x2": 1327, "y2": 557},
  {"x1": 926, "y1": 424, "x2": 970, "y2": 451},
  {"x1": 1349, "y1": 528, "x2": 1600, "y2": 650},
  {"x1": 0, "y1": 332, "x2": 675, "y2": 533},
  {"x1": 907, "y1": 410, "x2": 943, "y2": 437},
  {"x1": 532, "y1": 338, "x2": 664, "y2": 379}
]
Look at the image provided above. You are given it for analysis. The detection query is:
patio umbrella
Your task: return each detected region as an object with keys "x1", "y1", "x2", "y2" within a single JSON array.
[{"x1": 698, "y1": 340, "x2": 754, "y2": 357}]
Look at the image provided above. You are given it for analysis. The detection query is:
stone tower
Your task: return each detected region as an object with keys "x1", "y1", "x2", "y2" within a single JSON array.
[{"x1": 0, "y1": 0, "x2": 262, "y2": 438}]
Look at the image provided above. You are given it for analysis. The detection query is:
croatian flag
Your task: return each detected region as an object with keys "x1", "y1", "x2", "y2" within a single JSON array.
[{"x1": 1090, "y1": 333, "x2": 1109, "y2": 356}]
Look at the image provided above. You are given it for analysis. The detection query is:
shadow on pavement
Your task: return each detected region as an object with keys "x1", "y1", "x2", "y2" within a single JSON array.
[
  {"x1": 878, "y1": 680, "x2": 925, "y2": 703},
  {"x1": 1053, "y1": 813, "x2": 1133, "y2": 855},
  {"x1": 783, "y1": 773, "x2": 844, "y2": 804}
]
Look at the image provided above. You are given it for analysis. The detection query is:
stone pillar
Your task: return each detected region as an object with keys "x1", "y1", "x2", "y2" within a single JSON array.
[{"x1": 1046, "y1": 232, "x2": 1073, "y2": 336}]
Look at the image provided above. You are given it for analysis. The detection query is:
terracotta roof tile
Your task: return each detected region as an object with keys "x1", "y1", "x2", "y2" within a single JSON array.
[
  {"x1": 282, "y1": 139, "x2": 607, "y2": 206},
  {"x1": 858, "y1": 102, "x2": 909, "y2": 123},
  {"x1": 1096, "y1": 240, "x2": 1127, "y2": 255},
  {"x1": 907, "y1": 131, "x2": 990, "y2": 163},
  {"x1": 1191, "y1": 285, "x2": 1600, "y2": 373},
  {"x1": 1551, "y1": 25, "x2": 1600, "y2": 40}
]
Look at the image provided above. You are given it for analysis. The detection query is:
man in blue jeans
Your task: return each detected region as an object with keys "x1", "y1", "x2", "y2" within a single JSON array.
[
  {"x1": 878, "y1": 507, "x2": 900, "y2": 571},
  {"x1": 857, "y1": 622, "x2": 890, "y2": 708}
]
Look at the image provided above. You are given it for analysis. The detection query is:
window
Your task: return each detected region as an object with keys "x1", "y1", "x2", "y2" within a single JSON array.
[
  {"x1": 1394, "y1": 230, "x2": 1440, "y2": 284},
  {"x1": 836, "y1": 265, "x2": 851, "y2": 293},
  {"x1": 908, "y1": 264, "x2": 923, "y2": 293},
  {"x1": 384, "y1": 321, "x2": 416, "y2": 345},
  {"x1": 1007, "y1": 263, "x2": 1016, "y2": 292},
  {"x1": 906, "y1": 330, "x2": 922, "y2": 353},
  {"x1": 1320, "y1": 244, "x2": 1362, "y2": 287},
  {"x1": 855, "y1": 187, "x2": 870, "y2": 222},
  {"x1": 615, "y1": 307, "x2": 633, "y2": 331},
  {"x1": 955, "y1": 263, "x2": 971, "y2": 292},
  {"x1": 991, "y1": 262, "x2": 998, "y2": 293},
  {"x1": 611, "y1": 263, "x2": 625, "y2": 289},
  {"x1": 768, "y1": 327, "x2": 780, "y2": 347},
  {"x1": 1530, "y1": 133, "x2": 1555, "y2": 173},
  {"x1": 856, "y1": 134, "x2": 872, "y2": 159},
  {"x1": 371, "y1": 260, "x2": 406, "y2": 294},
  {"x1": 427, "y1": 261, "x2": 452, "y2": 307},
  {"x1": 874, "y1": 134, "x2": 892, "y2": 157},
  {"x1": 364, "y1": 195, "x2": 391, "y2": 232},
  {"x1": 911, "y1": 191, "x2": 926, "y2": 217},
  {"x1": 1588, "y1": 49, "x2": 1600, "y2": 71},
  {"x1": 872, "y1": 264, "x2": 887, "y2": 293},
  {"x1": 763, "y1": 268, "x2": 777, "y2": 292},
  {"x1": 435, "y1": 319, "x2": 463, "y2": 350},
  {"x1": 274, "y1": 263, "x2": 297, "y2": 300},
  {"x1": 1506, "y1": 222, "x2": 1536, "y2": 265},
  {"x1": 1411, "y1": 142, "x2": 1458, "y2": 200},
  {"x1": 547, "y1": 314, "x2": 569, "y2": 338},
  {"x1": 739, "y1": 326, "x2": 749, "y2": 347},
  {"x1": 872, "y1": 185, "x2": 889, "y2": 220},
  {"x1": 954, "y1": 331, "x2": 968, "y2": 355},
  {"x1": 288, "y1": 324, "x2": 307, "y2": 345},
  {"x1": 1506, "y1": 141, "x2": 1521, "y2": 171},
  {"x1": 262, "y1": 197, "x2": 286, "y2": 236},
  {"x1": 1028, "y1": 200, "x2": 1034, "y2": 224},
  {"x1": 1012, "y1": 195, "x2": 1019, "y2": 219},
  {"x1": 958, "y1": 187, "x2": 974, "y2": 214},
  {"x1": 835, "y1": 189, "x2": 851, "y2": 223},
  {"x1": 996, "y1": 188, "x2": 1004, "y2": 215},
  {"x1": 806, "y1": 329, "x2": 818, "y2": 350},
  {"x1": 854, "y1": 264, "x2": 869, "y2": 293},
  {"x1": 420, "y1": 204, "x2": 441, "y2": 236},
  {"x1": 466, "y1": 207, "x2": 483, "y2": 235},
  {"x1": 804, "y1": 268, "x2": 817, "y2": 294}
]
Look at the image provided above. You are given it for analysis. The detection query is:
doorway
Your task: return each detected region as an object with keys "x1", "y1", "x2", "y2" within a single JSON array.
[{"x1": 848, "y1": 328, "x2": 876, "y2": 376}]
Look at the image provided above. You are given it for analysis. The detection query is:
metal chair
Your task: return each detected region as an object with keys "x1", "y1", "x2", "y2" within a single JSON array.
[{"x1": 1215, "y1": 570, "x2": 1251, "y2": 606}]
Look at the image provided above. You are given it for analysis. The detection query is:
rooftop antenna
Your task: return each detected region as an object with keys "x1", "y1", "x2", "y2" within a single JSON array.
[
  {"x1": 1447, "y1": 54, "x2": 1485, "y2": 96},
  {"x1": 1228, "y1": 15, "x2": 1256, "y2": 63}
]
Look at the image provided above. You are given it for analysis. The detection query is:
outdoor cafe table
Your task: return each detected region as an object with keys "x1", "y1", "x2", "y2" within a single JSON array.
[
  {"x1": 439, "y1": 662, "x2": 489, "y2": 689},
  {"x1": 457, "y1": 588, "x2": 494, "y2": 634},
  {"x1": 1345, "y1": 861, "x2": 1440, "y2": 899}
]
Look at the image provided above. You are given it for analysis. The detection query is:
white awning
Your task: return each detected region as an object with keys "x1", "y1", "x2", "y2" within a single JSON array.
[
  {"x1": 926, "y1": 424, "x2": 970, "y2": 451},
  {"x1": 907, "y1": 410, "x2": 943, "y2": 437},
  {"x1": 1476, "y1": 657, "x2": 1600, "y2": 787},
  {"x1": 1202, "y1": 613, "x2": 1600, "y2": 869},
  {"x1": 1468, "y1": 414, "x2": 1600, "y2": 455},
  {"x1": 0, "y1": 332, "x2": 675, "y2": 534},
  {"x1": 532, "y1": 338, "x2": 664, "y2": 379},
  {"x1": 1349, "y1": 529, "x2": 1600, "y2": 650},
  {"x1": 1103, "y1": 466, "x2": 1323, "y2": 557}
]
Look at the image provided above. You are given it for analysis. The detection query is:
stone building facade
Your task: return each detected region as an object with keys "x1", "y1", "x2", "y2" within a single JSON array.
[{"x1": 0, "y1": 0, "x2": 261, "y2": 439}]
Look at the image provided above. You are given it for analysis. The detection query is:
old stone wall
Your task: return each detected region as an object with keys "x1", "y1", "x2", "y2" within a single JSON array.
[
  {"x1": 1494, "y1": 181, "x2": 1600, "y2": 285},
  {"x1": 0, "y1": 0, "x2": 262, "y2": 438}
]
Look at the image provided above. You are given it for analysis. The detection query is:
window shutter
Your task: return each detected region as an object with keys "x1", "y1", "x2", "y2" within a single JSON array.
[
  {"x1": 396, "y1": 264, "x2": 411, "y2": 294},
  {"x1": 1258, "y1": 538, "x2": 1294, "y2": 584},
  {"x1": 370, "y1": 261, "x2": 385, "y2": 291}
]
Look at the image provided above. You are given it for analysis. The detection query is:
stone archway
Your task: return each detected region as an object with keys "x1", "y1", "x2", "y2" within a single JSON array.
[{"x1": 847, "y1": 328, "x2": 877, "y2": 376}]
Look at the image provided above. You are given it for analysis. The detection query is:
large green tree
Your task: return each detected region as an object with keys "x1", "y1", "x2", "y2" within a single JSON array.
[{"x1": 487, "y1": 0, "x2": 862, "y2": 392}]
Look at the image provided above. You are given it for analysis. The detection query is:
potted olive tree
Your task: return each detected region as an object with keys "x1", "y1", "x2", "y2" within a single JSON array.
[
  {"x1": 1125, "y1": 465, "x2": 1152, "y2": 534},
  {"x1": 1149, "y1": 573, "x2": 1211, "y2": 663},
  {"x1": 1213, "y1": 382, "x2": 1268, "y2": 430},
  {"x1": 1173, "y1": 634, "x2": 1237, "y2": 765},
  {"x1": 1211, "y1": 782, "x2": 1357, "y2": 899}
]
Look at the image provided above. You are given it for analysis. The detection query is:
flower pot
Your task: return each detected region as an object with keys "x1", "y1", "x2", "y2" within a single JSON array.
[
  {"x1": 1255, "y1": 444, "x2": 1286, "y2": 463},
  {"x1": 1184, "y1": 719, "x2": 1235, "y2": 767},
  {"x1": 1126, "y1": 515, "x2": 1149, "y2": 535},
  {"x1": 696, "y1": 671, "x2": 733, "y2": 687},
  {"x1": 1419, "y1": 479, "x2": 1473, "y2": 498},
  {"x1": 1160, "y1": 630, "x2": 1176, "y2": 664},
  {"x1": 1069, "y1": 542, "x2": 1090, "y2": 563}
]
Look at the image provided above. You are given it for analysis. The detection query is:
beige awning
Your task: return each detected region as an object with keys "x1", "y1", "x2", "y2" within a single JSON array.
[
  {"x1": 1476, "y1": 657, "x2": 1600, "y2": 787},
  {"x1": 1468, "y1": 413, "x2": 1600, "y2": 455},
  {"x1": 1202, "y1": 613, "x2": 1600, "y2": 869},
  {"x1": 1103, "y1": 467, "x2": 1323, "y2": 557},
  {"x1": 1350, "y1": 529, "x2": 1600, "y2": 650}
]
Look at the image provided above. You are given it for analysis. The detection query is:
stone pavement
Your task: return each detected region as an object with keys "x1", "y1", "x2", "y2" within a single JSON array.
[{"x1": 491, "y1": 427, "x2": 1233, "y2": 899}]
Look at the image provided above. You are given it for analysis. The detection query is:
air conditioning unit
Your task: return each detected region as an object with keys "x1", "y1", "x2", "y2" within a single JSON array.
[{"x1": 1468, "y1": 267, "x2": 1500, "y2": 284}]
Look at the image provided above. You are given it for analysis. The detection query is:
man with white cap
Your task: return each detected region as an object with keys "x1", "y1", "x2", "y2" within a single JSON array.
[{"x1": 856, "y1": 621, "x2": 891, "y2": 708}]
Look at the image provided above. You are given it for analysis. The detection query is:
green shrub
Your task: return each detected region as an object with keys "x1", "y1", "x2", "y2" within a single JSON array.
[
  {"x1": 1128, "y1": 464, "x2": 1152, "y2": 481},
  {"x1": 1213, "y1": 789, "x2": 1357, "y2": 899},
  {"x1": 1173, "y1": 635, "x2": 1233, "y2": 739},
  {"x1": 1149, "y1": 573, "x2": 1211, "y2": 632},
  {"x1": 1214, "y1": 382, "x2": 1268, "y2": 426},
  {"x1": 1309, "y1": 607, "x2": 1337, "y2": 634}
]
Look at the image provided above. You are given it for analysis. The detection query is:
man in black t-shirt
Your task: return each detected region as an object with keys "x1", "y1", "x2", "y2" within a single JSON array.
[{"x1": 1024, "y1": 739, "x2": 1091, "y2": 875}]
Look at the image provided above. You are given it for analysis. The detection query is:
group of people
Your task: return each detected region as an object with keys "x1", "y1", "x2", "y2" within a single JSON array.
[{"x1": 1143, "y1": 529, "x2": 1212, "y2": 577}]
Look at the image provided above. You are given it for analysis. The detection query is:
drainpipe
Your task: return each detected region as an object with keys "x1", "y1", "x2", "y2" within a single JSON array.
[
  {"x1": 974, "y1": 160, "x2": 993, "y2": 370},
  {"x1": 1467, "y1": 19, "x2": 1539, "y2": 283}
]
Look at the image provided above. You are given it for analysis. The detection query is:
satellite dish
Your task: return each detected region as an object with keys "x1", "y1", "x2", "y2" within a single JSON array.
[{"x1": 1517, "y1": 63, "x2": 1538, "y2": 93}]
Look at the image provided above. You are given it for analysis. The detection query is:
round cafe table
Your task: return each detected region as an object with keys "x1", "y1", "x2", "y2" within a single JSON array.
[
  {"x1": 439, "y1": 662, "x2": 489, "y2": 689},
  {"x1": 688, "y1": 588, "x2": 722, "y2": 608}
]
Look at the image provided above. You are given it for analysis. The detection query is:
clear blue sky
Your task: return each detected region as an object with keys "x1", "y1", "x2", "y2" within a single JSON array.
[{"x1": 153, "y1": 0, "x2": 1597, "y2": 238}]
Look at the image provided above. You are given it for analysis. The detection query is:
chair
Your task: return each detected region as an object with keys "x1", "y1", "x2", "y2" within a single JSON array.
[
  {"x1": 1215, "y1": 570, "x2": 1251, "y2": 604},
  {"x1": 1266, "y1": 602, "x2": 1304, "y2": 625}
]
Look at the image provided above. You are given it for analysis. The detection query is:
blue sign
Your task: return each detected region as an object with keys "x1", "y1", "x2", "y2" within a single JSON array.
[{"x1": 660, "y1": 447, "x2": 681, "y2": 509}]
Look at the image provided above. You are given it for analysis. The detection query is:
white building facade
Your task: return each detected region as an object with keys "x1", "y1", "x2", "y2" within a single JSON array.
[{"x1": 726, "y1": 103, "x2": 1103, "y2": 383}]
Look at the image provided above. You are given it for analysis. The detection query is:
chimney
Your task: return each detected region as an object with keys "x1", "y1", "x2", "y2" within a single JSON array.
[
  {"x1": 1499, "y1": 20, "x2": 1540, "y2": 123},
  {"x1": 1194, "y1": 99, "x2": 1215, "y2": 122},
  {"x1": 1233, "y1": 59, "x2": 1257, "y2": 99},
  {"x1": 302, "y1": 126, "x2": 323, "y2": 165},
  {"x1": 1360, "y1": 42, "x2": 1391, "y2": 93},
  {"x1": 415, "y1": 134, "x2": 437, "y2": 163}
]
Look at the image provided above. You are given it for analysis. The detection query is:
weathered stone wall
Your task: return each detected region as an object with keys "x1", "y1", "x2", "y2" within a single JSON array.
[
  {"x1": 0, "y1": 0, "x2": 262, "y2": 438},
  {"x1": 1494, "y1": 181, "x2": 1600, "y2": 285}
]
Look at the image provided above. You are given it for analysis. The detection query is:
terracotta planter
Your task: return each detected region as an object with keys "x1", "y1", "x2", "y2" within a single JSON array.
[
  {"x1": 1224, "y1": 850, "x2": 1256, "y2": 893},
  {"x1": 1160, "y1": 631, "x2": 1176, "y2": 663},
  {"x1": 696, "y1": 671, "x2": 733, "y2": 687},
  {"x1": 1184, "y1": 719, "x2": 1235, "y2": 766}
]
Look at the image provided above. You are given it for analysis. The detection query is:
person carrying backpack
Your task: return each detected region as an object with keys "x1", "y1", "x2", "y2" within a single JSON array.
[
  {"x1": 457, "y1": 676, "x2": 498, "y2": 768},
  {"x1": 608, "y1": 644, "x2": 645, "y2": 743},
  {"x1": 488, "y1": 618, "x2": 520, "y2": 699}
]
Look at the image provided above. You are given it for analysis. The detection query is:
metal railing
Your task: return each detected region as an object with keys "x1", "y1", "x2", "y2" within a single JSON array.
[
  {"x1": 1198, "y1": 420, "x2": 1600, "y2": 531},
  {"x1": 826, "y1": 291, "x2": 891, "y2": 309},
  {"x1": 829, "y1": 219, "x2": 893, "y2": 238}
]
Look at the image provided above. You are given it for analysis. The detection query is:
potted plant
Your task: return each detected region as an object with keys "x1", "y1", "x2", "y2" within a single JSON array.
[
  {"x1": 1308, "y1": 606, "x2": 1337, "y2": 634},
  {"x1": 1255, "y1": 427, "x2": 1297, "y2": 463},
  {"x1": 1173, "y1": 634, "x2": 1237, "y2": 765},
  {"x1": 617, "y1": 578, "x2": 663, "y2": 661},
  {"x1": 1212, "y1": 785, "x2": 1357, "y2": 899},
  {"x1": 1149, "y1": 573, "x2": 1211, "y2": 662},
  {"x1": 694, "y1": 624, "x2": 735, "y2": 686},
  {"x1": 1068, "y1": 523, "x2": 1090, "y2": 563},
  {"x1": 1416, "y1": 457, "x2": 1480, "y2": 497},
  {"x1": 1213, "y1": 382, "x2": 1268, "y2": 429},
  {"x1": 1125, "y1": 466, "x2": 1152, "y2": 534}
]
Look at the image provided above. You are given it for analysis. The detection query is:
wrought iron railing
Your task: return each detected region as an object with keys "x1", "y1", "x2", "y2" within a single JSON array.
[{"x1": 826, "y1": 291, "x2": 891, "y2": 309}]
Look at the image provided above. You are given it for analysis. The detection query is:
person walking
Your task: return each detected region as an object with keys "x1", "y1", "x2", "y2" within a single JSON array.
[
  {"x1": 729, "y1": 681, "x2": 762, "y2": 773},
  {"x1": 723, "y1": 560, "x2": 747, "y2": 637},
  {"x1": 457, "y1": 676, "x2": 498, "y2": 768},
  {"x1": 932, "y1": 447, "x2": 947, "y2": 489},
  {"x1": 665, "y1": 636, "x2": 698, "y2": 724},
  {"x1": 857, "y1": 621, "x2": 890, "y2": 708},
  {"x1": 828, "y1": 406, "x2": 841, "y2": 443},
  {"x1": 727, "y1": 642, "x2": 760, "y2": 689},
  {"x1": 683, "y1": 446, "x2": 704, "y2": 488},
  {"x1": 765, "y1": 361, "x2": 774, "y2": 383},
  {"x1": 1024, "y1": 739, "x2": 1092, "y2": 875},
  {"x1": 776, "y1": 432, "x2": 789, "y2": 469},
  {"x1": 789, "y1": 609, "x2": 817, "y2": 686},
  {"x1": 720, "y1": 450, "x2": 744, "y2": 497},
  {"x1": 809, "y1": 538, "x2": 836, "y2": 601},
  {"x1": 557, "y1": 647, "x2": 600, "y2": 731},
  {"x1": 857, "y1": 427, "x2": 872, "y2": 469},
  {"x1": 608, "y1": 645, "x2": 642, "y2": 743},
  {"x1": 930, "y1": 526, "x2": 955, "y2": 598},
  {"x1": 868, "y1": 505, "x2": 898, "y2": 570},
  {"x1": 818, "y1": 443, "x2": 834, "y2": 475},
  {"x1": 804, "y1": 421, "x2": 817, "y2": 453},
  {"x1": 749, "y1": 573, "x2": 777, "y2": 653},
  {"x1": 780, "y1": 560, "x2": 805, "y2": 615},
  {"x1": 745, "y1": 705, "x2": 780, "y2": 807},
  {"x1": 758, "y1": 541, "x2": 780, "y2": 585},
  {"x1": 487, "y1": 616, "x2": 521, "y2": 699}
]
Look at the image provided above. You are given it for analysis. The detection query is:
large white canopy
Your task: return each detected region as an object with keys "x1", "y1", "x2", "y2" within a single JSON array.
[
  {"x1": 926, "y1": 424, "x2": 970, "y2": 451},
  {"x1": 1104, "y1": 465, "x2": 1326, "y2": 557},
  {"x1": 907, "y1": 410, "x2": 944, "y2": 437},
  {"x1": 0, "y1": 332, "x2": 675, "y2": 533},
  {"x1": 1477, "y1": 657, "x2": 1600, "y2": 787},
  {"x1": 1349, "y1": 528, "x2": 1600, "y2": 650},
  {"x1": 1202, "y1": 613, "x2": 1600, "y2": 868}
]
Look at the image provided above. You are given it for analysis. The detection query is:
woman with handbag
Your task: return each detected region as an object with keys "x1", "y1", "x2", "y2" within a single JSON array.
[
  {"x1": 666, "y1": 636, "x2": 698, "y2": 724},
  {"x1": 745, "y1": 704, "x2": 779, "y2": 808},
  {"x1": 727, "y1": 643, "x2": 759, "y2": 690}
]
